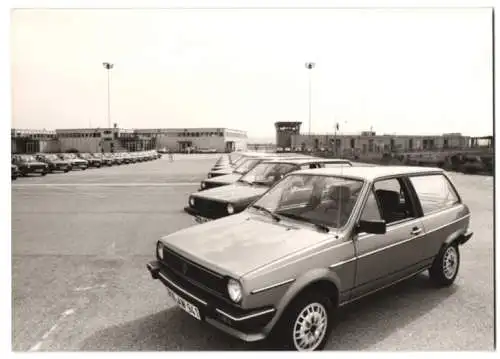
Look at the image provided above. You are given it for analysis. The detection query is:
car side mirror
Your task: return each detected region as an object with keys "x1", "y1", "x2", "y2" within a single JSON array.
[{"x1": 356, "y1": 220, "x2": 386, "y2": 235}]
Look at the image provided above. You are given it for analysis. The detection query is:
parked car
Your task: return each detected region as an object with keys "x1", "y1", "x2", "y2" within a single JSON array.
[
  {"x1": 148, "y1": 166, "x2": 472, "y2": 351},
  {"x1": 186, "y1": 158, "x2": 352, "y2": 222},
  {"x1": 200, "y1": 156, "x2": 309, "y2": 190},
  {"x1": 12, "y1": 154, "x2": 49, "y2": 176},
  {"x1": 11, "y1": 164, "x2": 20, "y2": 180},
  {"x1": 207, "y1": 153, "x2": 275, "y2": 178},
  {"x1": 78, "y1": 153, "x2": 103, "y2": 168},
  {"x1": 99, "y1": 153, "x2": 115, "y2": 166},
  {"x1": 58, "y1": 153, "x2": 88, "y2": 170},
  {"x1": 36, "y1": 153, "x2": 72, "y2": 173}
]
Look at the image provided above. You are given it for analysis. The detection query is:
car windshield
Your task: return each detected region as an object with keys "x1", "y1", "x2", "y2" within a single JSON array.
[
  {"x1": 61, "y1": 154, "x2": 75, "y2": 159},
  {"x1": 46, "y1": 154, "x2": 59, "y2": 160},
  {"x1": 251, "y1": 174, "x2": 365, "y2": 229},
  {"x1": 19, "y1": 155, "x2": 36, "y2": 162},
  {"x1": 239, "y1": 162, "x2": 297, "y2": 186},
  {"x1": 80, "y1": 154, "x2": 91, "y2": 158},
  {"x1": 234, "y1": 158, "x2": 261, "y2": 174},
  {"x1": 231, "y1": 156, "x2": 248, "y2": 167}
]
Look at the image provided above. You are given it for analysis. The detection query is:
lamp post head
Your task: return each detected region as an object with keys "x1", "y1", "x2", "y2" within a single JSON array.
[
  {"x1": 305, "y1": 62, "x2": 316, "y2": 69},
  {"x1": 103, "y1": 62, "x2": 114, "y2": 70}
]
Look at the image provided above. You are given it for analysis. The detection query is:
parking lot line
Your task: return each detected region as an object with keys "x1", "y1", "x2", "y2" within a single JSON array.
[{"x1": 12, "y1": 182, "x2": 199, "y2": 187}]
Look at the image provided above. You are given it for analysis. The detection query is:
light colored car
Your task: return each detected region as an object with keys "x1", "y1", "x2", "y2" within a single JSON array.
[{"x1": 148, "y1": 166, "x2": 472, "y2": 351}]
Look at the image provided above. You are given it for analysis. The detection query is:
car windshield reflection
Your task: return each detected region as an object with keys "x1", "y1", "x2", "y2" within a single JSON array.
[
  {"x1": 250, "y1": 174, "x2": 365, "y2": 229},
  {"x1": 239, "y1": 162, "x2": 297, "y2": 186}
]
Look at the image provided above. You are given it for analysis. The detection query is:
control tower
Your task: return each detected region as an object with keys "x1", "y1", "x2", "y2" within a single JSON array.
[{"x1": 275, "y1": 122, "x2": 302, "y2": 148}]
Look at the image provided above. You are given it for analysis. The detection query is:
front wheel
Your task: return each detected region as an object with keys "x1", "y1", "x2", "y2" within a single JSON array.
[
  {"x1": 429, "y1": 243, "x2": 460, "y2": 287},
  {"x1": 272, "y1": 290, "x2": 333, "y2": 351}
]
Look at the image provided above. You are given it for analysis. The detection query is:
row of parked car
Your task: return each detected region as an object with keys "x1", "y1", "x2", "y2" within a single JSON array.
[
  {"x1": 146, "y1": 151, "x2": 474, "y2": 351},
  {"x1": 11, "y1": 150, "x2": 162, "y2": 179}
]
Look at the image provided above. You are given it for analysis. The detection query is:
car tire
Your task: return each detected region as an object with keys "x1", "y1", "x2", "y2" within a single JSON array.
[
  {"x1": 429, "y1": 243, "x2": 460, "y2": 287},
  {"x1": 271, "y1": 290, "x2": 333, "y2": 351}
]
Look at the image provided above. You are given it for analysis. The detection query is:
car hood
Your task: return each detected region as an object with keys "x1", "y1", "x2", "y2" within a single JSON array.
[
  {"x1": 210, "y1": 169, "x2": 234, "y2": 176},
  {"x1": 160, "y1": 213, "x2": 331, "y2": 278},
  {"x1": 205, "y1": 173, "x2": 241, "y2": 185},
  {"x1": 193, "y1": 182, "x2": 267, "y2": 203}
]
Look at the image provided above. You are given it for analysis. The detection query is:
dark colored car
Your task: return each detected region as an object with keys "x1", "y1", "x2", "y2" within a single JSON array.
[
  {"x1": 186, "y1": 158, "x2": 353, "y2": 222},
  {"x1": 11, "y1": 164, "x2": 20, "y2": 180},
  {"x1": 78, "y1": 153, "x2": 103, "y2": 168},
  {"x1": 12, "y1": 154, "x2": 49, "y2": 176},
  {"x1": 58, "y1": 153, "x2": 88, "y2": 170},
  {"x1": 36, "y1": 153, "x2": 72, "y2": 173}
]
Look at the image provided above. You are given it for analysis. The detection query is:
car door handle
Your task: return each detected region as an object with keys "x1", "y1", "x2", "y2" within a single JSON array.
[{"x1": 411, "y1": 227, "x2": 422, "y2": 235}]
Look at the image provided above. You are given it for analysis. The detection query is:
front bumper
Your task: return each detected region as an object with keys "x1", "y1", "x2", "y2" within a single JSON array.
[
  {"x1": 459, "y1": 230, "x2": 474, "y2": 245},
  {"x1": 183, "y1": 206, "x2": 214, "y2": 223},
  {"x1": 147, "y1": 260, "x2": 274, "y2": 342}
]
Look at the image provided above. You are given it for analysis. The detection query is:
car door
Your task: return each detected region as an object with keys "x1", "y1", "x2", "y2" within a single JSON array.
[
  {"x1": 351, "y1": 176, "x2": 426, "y2": 299},
  {"x1": 406, "y1": 173, "x2": 468, "y2": 263}
]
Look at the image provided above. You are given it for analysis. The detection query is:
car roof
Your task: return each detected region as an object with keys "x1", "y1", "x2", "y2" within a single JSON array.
[
  {"x1": 262, "y1": 157, "x2": 352, "y2": 165},
  {"x1": 293, "y1": 165, "x2": 446, "y2": 181}
]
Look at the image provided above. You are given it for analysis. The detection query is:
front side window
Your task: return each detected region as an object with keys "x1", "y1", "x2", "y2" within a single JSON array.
[
  {"x1": 252, "y1": 174, "x2": 364, "y2": 229},
  {"x1": 408, "y1": 174, "x2": 460, "y2": 215},
  {"x1": 373, "y1": 178, "x2": 415, "y2": 224},
  {"x1": 240, "y1": 163, "x2": 297, "y2": 186}
]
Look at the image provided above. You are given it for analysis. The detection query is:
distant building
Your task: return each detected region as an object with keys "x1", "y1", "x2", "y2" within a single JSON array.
[
  {"x1": 11, "y1": 129, "x2": 59, "y2": 154},
  {"x1": 274, "y1": 124, "x2": 483, "y2": 155},
  {"x1": 11, "y1": 126, "x2": 248, "y2": 154},
  {"x1": 275, "y1": 122, "x2": 302, "y2": 149}
]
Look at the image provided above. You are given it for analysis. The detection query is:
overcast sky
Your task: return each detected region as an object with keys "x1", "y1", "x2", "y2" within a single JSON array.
[{"x1": 11, "y1": 8, "x2": 493, "y2": 140}]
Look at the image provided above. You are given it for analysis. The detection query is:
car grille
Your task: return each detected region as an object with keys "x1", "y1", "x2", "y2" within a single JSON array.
[
  {"x1": 193, "y1": 198, "x2": 227, "y2": 219},
  {"x1": 160, "y1": 246, "x2": 228, "y2": 298}
]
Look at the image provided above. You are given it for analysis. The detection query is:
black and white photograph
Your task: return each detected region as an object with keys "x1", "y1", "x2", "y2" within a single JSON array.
[{"x1": 5, "y1": 0, "x2": 496, "y2": 353}]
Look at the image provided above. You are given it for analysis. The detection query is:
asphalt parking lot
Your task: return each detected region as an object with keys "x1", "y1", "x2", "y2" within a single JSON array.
[{"x1": 11, "y1": 154, "x2": 494, "y2": 351}]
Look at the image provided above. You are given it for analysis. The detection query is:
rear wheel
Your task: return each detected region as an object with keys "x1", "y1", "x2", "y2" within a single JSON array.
[
  {"x1": 272, "y1": 290, "x2": 333, "y2": 351},
  {"x1": 429, "y1": 243, "x2": 460, "y2": 286}
]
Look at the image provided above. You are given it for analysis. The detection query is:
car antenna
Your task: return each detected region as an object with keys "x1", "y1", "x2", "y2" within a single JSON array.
[{"x1": 335, "y1": 120, "x2": 343, "y2": 230}]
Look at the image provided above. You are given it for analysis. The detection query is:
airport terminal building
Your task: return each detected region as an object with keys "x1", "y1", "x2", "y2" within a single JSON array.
[
  {"x1": 11, "y1": 126, "x2": 248, "y2": 154},
  {"x1": 275, "y1": 121, "x2": 479, "y2": 155}
]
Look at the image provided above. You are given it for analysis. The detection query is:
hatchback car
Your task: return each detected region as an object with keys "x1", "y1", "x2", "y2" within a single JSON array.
[
  {"x1": 148, "y1": 166, "x2": 472, "y2": 351},
  {"x1": 186, "y1": 158, "x2": 352, "y2": 222},
  {"x1": 12, "y1": 154, "x2": 49, "y2": 176},
  {"x1": 58, "y1": 153, "x2": 88, "y2": 170},
  {"x1": 78, "y1": 153, "x2": 102, "y2": 168},
  {"x1": 36, "y1": 153, "x2": 72, "y2": 173}
]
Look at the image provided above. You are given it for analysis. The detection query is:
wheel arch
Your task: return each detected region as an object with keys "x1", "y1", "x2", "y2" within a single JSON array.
[{"x1": 264, "y1": 268, "x2": 341, "y2": 334}]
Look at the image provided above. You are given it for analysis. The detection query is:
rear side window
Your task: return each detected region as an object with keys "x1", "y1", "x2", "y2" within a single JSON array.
[{"x1": 408, "y1": 174, "x2": 460, "y2": 215}]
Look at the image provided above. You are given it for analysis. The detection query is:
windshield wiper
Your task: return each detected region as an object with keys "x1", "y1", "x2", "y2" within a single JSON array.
[
  {"x1": 275, "y1": 211, "x2": 330, "y2": 233},
  {"x1": 252, "y1": 180, "x2": 272, "y2": 186},
  {"x1": 251, "y1": 205, "x2": 281, "y2": 222}
]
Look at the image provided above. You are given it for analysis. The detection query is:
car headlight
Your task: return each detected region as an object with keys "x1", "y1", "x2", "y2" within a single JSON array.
[
  {"x1": 227, "y1": 203, "x2": 234, "y2": 214},
  {"x1": 201, "y1": 182, "x2": 206, "y2": 189},
  {"x1": 227, "y1": 278, "x2": 242, "y2": 303},
  {"x1": 156, "y1": 241, "x2": 164, "y2": 260},
  {"x1": 189, "y1": 197, "x2": 195, "y2": 206}
]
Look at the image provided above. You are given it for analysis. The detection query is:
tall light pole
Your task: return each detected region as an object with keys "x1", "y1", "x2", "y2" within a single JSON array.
[
  {"x1": 305, "y1": 62, "x2": 315, "y2": 137},
  {"x1": 102, "y1": 62, "x2": 114, "y2": 128}
]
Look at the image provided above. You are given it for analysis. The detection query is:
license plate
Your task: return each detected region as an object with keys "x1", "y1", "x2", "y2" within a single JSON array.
[
  {"x1": 34, "y1": 169, "x2": 43, "y2": 172},
  {"x1": 166, "y1": 287, "x2": 201, "y2": 320},
  {"x1": 195, "y1": 216, "x2": 211, "y2": 224}
]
